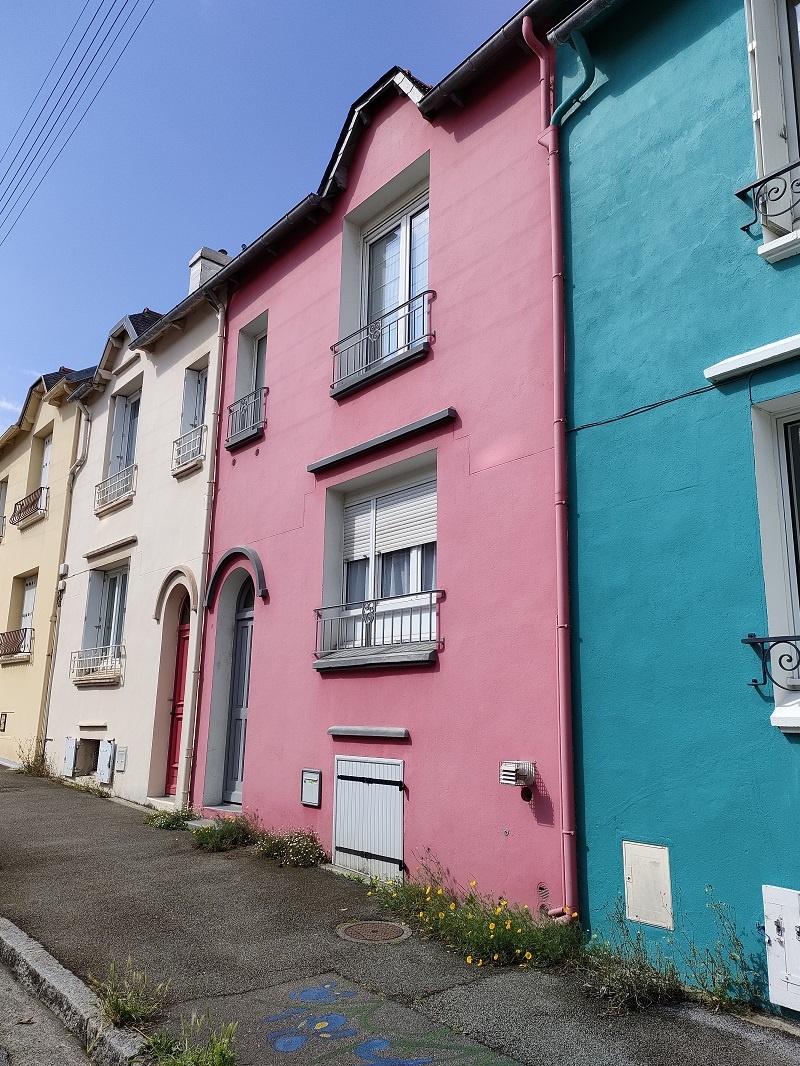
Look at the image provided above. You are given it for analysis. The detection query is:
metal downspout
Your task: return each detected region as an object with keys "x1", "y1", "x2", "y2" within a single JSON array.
[
  {"x1": 522, "y1": 15, "x2": 578, "y2": 916},
  {"x1": 40, "y1": 395, "x2": 91, "y2": 758},
  {"x1": 176, "y1": 288, "x2": 226, "y2": 810},
  {"x1": 550, "y1": 32, "x2": 595, "y2": 128}
]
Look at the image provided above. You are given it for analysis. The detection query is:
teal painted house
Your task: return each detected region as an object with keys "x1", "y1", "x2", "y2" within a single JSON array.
[{"x1": 554, "y1": 0, "x2": 800, "y2": 1008}]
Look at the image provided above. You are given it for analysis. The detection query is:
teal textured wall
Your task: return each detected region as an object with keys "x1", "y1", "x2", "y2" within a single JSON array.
[{"x1": 563, "y1": 0, "x2": 800, "y2": 977}]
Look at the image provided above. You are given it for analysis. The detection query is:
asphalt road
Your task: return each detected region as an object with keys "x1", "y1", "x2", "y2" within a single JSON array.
[
  {"x1": 0, "y1": 958, "x2": 91, "y2": 1065},
  {"x1": 1, "y1": 767, "x2": 799, "y2": 1066}
]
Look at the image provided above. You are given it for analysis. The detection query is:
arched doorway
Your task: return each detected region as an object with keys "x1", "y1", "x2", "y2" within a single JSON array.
[
  {"x1": 223, "y1": 578, "x2": 254, "y2": 804},
  {"x1": 165, "y1": 595, "x2": 191, "y2": 796}
]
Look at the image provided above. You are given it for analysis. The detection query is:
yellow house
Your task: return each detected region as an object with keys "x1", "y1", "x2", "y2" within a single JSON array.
[{"x1": 0, "y1": 367, "x2": 95, "y2": 763}]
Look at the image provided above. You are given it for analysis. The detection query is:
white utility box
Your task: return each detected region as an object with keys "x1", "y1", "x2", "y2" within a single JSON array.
[{"x1": 763, "y1": 884, "x2": 800, "y2": 1010}]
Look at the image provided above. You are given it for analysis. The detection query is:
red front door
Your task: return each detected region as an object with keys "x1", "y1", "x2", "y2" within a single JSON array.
[{"x1": 165, "y1": 621, "x2": 190, "y2": 795}]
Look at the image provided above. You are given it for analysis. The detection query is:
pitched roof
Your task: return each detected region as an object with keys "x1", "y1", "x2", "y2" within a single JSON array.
[{"x1": 128, "y1": 309, "x2": 162, "y2": 337}]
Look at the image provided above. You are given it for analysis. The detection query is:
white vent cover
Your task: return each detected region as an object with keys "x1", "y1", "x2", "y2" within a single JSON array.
[{"x1": 499, "y1": 761, "x2": 535, "y2": 787}]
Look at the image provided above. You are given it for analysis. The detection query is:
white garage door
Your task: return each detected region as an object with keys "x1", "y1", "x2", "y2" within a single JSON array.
[{"x1": 334, "y1": 756, "x2": 404, "y2": 881}]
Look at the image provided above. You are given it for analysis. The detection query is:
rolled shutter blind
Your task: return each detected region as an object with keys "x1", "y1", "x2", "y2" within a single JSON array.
[
  {"x1": 375, "y1": 480, "x2": 436, "y2": 554},
  {"x1": 343, "y1": 500, "x2": 372, "y2": 560}
]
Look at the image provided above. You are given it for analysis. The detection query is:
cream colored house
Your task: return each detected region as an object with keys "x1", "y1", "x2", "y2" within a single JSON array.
[
  {"x1": 0, "y1": 367, "x2": 94, "y2": 763},
  {"x1": 47, "y1": 249, "x2": 228, "y2": 805}
]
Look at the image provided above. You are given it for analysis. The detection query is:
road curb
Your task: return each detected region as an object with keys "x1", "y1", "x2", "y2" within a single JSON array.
[{"x1": 0, "y1": 918, "x2": 144, "y2": 1065}]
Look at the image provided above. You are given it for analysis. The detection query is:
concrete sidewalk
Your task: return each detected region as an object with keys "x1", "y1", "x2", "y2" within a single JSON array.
[
  {"x1": 1, "y1": 767, "x2": 799, "y2": 1066},
  {"x1": 0, "y1": 958, "x2": 91, "y2": 1066}
]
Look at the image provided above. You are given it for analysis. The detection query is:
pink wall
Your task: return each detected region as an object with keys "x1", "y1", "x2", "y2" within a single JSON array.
[{"x1": 193, "y1": 56, "x2": 561, "y2": 906}]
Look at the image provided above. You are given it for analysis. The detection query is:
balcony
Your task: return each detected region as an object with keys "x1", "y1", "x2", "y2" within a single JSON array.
[
  {"x1": 70, "y1": 644, "x2": 124, "y2": 686},
  {"x1": 9, "y1": 487, "x2": 48, "y2": 529},
  {"x1": 314, "y1": 589, "x2": 443, "y2": 671},
  {"x1": 172, "y1": 424, "x2": 207, "y2": 477},
  {"x1": 225, "y1": 387, "x2": 268, "y2": 450},
  {"x1": 0, "y1": 628, "x2": 33, "y2": 662},
  {"x1": 330, "y1": 290, "x2": 435, "y2": 399},
  {"x1": 95, "y1": 464, "x2": 136, "y2": 514}
]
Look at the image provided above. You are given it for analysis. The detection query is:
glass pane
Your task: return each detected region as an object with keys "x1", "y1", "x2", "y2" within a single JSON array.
[
  {"x1": 410, "y1": 208, "x2": 429, "y2": 297},
  {"x1": 345, "y1": 558, "x2": 369, "y2": 605},
  {"x1": 237, "y1": 579, "x2": 255, "y2": 614},
  {"x1": 381, "y1": 549, "x2": 411, "y2": 598},
  {"x1": 421, "y1": 542, "x2": 437, "y2": 592},
  {"x1": 113, "y1": 571, "x2": 128, "y2": 645},
  {"x1": 124, "y1": 398, "x2": 140, "y2": 467},
  {"x1": 254, "y1": 334, "x2": 267, "y2": 391},
  {"x1": 101, "y1": 574, "x2": 117, "y2": 647},
  {"x1": 367, "y1": 226, "x2": 401, "y2": 322}
]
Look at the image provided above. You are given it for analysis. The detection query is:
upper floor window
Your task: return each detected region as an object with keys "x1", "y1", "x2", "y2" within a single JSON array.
[
  {"x1": 227, "y1": 311, "x2": 268, "y2": 449},
  {"x1": 743, "y1": 1, "x2": 800, "y2": 247},
  {"x1": 70, "y1": 564, "x2": 128, "y2": 684},
  {"x1": 96, "y1": 390, "x2": 140, "y2": 512},
  {"x1": 173, "y1": 364, "x2": 209, "y2": 475},
  {"x1": 0, "y1": 479, "x2": 7, "y2": 540},
  {"x1": 332, "y1": 154, "x2": 434, "y2": 397},
  {"x1": 0, "y1": 572, "x2": 36, "y2": 660}
]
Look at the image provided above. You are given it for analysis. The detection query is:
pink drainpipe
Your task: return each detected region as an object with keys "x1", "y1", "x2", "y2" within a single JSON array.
[{"x1": 522, "y1": 15, "x2": 578, "y2": 916}]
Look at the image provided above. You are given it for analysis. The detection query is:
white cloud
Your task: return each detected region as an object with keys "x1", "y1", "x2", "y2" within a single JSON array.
[{"x1": 0, "y1": 398, "x2": 20, "y2": 412}]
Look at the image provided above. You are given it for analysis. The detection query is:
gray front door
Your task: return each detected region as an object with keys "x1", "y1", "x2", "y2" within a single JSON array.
[{"x1": 223, "y1": 581, "x2": 254, "y2": 803}]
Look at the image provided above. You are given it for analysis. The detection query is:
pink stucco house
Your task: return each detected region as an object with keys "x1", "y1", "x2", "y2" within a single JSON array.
[{"x1": 187, "y1": 13, "x2": 573, "y2": 909}]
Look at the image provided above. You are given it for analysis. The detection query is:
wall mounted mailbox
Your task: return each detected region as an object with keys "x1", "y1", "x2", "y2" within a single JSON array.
[{"x1": 301, "y1": 768, "x2": 322, "y2": 807}]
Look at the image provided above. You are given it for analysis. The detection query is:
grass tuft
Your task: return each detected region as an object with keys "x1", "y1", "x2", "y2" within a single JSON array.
[
  {"x1": 145, "y1": 807, "x2": 197, "y2": 831},
  {"x1": 142, "y1": 1014, "x2": 237, "y2": 1065},
  {"x1": 15, "y1": 740, "x2": 54, "y2": 778},
  {"x1": 190, "y1": 812, "x2": 260, "y2": 852},
  {"x1": 254, "y1": 828, "x2": 327, "y2": 867},
  {"x1": 88, "y1": 958, "x2": 168, "y2": 1028}
]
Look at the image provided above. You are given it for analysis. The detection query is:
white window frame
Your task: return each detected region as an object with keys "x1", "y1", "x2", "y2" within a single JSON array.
[
  {"x1": 746, "y1": 0, "x2": 800, "y2": 244},
  {"x1": 83, "y1": 565, "x2": 129, "y2": 651},
  {"x1": 751, "y1": 393, "x2": 800, "y2": 728},
  {"x1": 109, "y1": 391, "x2": 141, "y2": 476},
  {"x1": 360, "y1": 189, "x2": 428, "y2": 325},
  {"x1": 180, "y1": 366, "x2": 208, "y2": 436}
]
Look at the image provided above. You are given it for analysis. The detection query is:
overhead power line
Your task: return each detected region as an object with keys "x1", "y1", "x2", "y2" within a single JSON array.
[{"x1": 0, "y1": 0, "x2": 156, "y2": 249}]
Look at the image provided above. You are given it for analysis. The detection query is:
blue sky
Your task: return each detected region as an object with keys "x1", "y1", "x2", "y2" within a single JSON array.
[{"x1": 0, "y1": 0, "x2": 520, "y2": 431}]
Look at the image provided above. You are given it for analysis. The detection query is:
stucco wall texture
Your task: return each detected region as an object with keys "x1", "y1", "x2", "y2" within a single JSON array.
[
  {"x1": 192, "y1": 59, "x2": 564, "y2": 906},
  {"x1": 564, "y1": 0, "x2": 800, "y2": 963}
]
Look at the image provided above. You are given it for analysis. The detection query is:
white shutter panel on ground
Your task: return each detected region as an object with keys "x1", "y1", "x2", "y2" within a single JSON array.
[
  {"x1": 375, "y1": 481, "x2": 436, "y2": 554},
  {"x1": 343, "y1": 500, "x2": 372, "y2": 559},
  {"x1": 334, "y1": 756, "x2": 403, "y2": 881}
]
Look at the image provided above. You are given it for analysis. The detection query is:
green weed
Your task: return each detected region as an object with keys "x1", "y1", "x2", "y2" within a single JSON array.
[
  {"x1": 145, "y1": 807, "x2": 197, "y2": 831},
  {"x1": 190, "y1": 812, "x2": 260, "y2": 852},
  {"x1": 142, "y1": 1014, "x2": 237, "y2": 1065},
  {"x1": 88, "y1": 958, "x2": 168, "y2": 1028}
]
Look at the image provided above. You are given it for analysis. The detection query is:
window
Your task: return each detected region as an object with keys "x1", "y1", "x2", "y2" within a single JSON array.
[
  {"x1": 173, "y1": 365, "x2": 209, "y2": 472},
  {"x1": 109, "y1": 392, "x2": 140, "y2": 475},
  {"x1": 227, "y1": 313, "x2": 268, "y2": 448},
  {"x1": 0, "y1": 573, "x2": 36, "y2": 658},
  {"x1": 315, "y1": 472, "x2": 441, "y2": 666},
  {"x1": 746, "y1": 0, "x2": 800, "y2": 235},
  {"x1": 20, "y1": 575, "x2": 36, "y2": 648},
  {"x1": 0, "y1": 478, "x2": 7, "y2": 540},
  {"x1": 96, "y1": 392, "x2": 139, "y2": 510},
  {"x1": 71, "y1": 565, "x2": 128, "y2": 682},
  {"x1": 332, "y1": 153, "x2": 433, "y2": 396}
]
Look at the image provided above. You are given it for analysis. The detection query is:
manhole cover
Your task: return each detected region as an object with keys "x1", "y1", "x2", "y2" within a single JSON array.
[{"x1": 336, "y1": 921, "x2": 411, "y2": 943}]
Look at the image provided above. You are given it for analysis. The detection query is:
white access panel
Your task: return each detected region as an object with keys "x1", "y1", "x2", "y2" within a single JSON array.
[
  {"x1": 96, "y1": 740, "x2": 116, "y2": 785},
  {"x1": 763, "y1": 884, "x2": 800, "y2": 1010},
  {"x1": 62, "y1": 737, "x2": 77, "y2": 778},
  {"x1": 334, "y1": 756, "x2": 403, "y2": 881},
  {"x1": 622, "y1": 841, "x2": 674, "y2": 929}
]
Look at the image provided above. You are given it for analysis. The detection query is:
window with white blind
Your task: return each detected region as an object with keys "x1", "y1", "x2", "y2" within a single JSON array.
[
  {"x1": 180, "y1": 366, "x2": 208, "y2": 435},
  {"x1": 82, "y1": 566, "x2": 129, "y2": 650},
  {"x1": 746, "y1": 0, "x2": 800, "y2": 232},
  {"x1": 343, "y1": 479, "x2": 437, "y2": 606},
  {"x1": 108, "y1": 392, "x2": 141, "y2": 475}
]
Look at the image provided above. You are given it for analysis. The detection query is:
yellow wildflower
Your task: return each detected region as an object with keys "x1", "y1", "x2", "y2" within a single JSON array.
[
  {"x1": 499, "y1": 898, "x2": 507, "y2": 907},
  {"x1": 467, "y1": 956, "x2": 472, "y2": 964},
  {"x1": 419, "y1": 911, "x2": 424, "y2": 918},
  {"x1": 477, "y1": 960, "x2": 483, "y2": 967},
  {"x1": 572, "y1": 912, "x2": 578, "y2": 919},
  {"x1": 467, "y1": 914, "x2": 473, "y2": 920},
  {"x1": 515, "y1": 949, "x2": 521, "y2": 955},
  {"x1": 523, "y1": 905, "x2": 529, "y2": 910},
  {"x1": 525, "y1": 951, "x2": 532, "y2": 960},
  {"x1": 437, "y1": 888, "x2": 443, "y2": 895},
  {"x1": 450, "y1": 902, "x2": 456, "y2": 910},
  {"x1": 495, "y1": 907, "x2": 502, "y2": 915},
  {"x1": 425, "y1": 887, "x2": 431, "y2": 895},
  {"x1": 469, "y1": 880, "x2": 477, "y2": 887},
  {"x1": 493, "y1": 954, "x2": 499, "y2": 961},
  {"x1": 439, "y1": 912, "x2": 445, "y2": 919},
  {"x1": 505, "y1": 921, "x2": 512, "y2": 930},
  {"x1": 489, "y1": 923, "x2": 495, "y2": 930},
  {"x1": 366, "y1": 891, "x2": 372, "y2": 896},
  {"x1": 516, "y1": 929, "x2": 521, "y2": 934},
  {"x1": 392, "y1": 893, "x2": 397, "y2": 898}
]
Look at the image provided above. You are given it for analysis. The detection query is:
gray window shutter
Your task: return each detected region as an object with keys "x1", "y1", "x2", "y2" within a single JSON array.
[
  {"x1": 97, "y1": 740, "x2": 116, "y2": 785},
  {"x1": 343, "y1": 500, "x2": 372, "y2": 560},
  {"x1": 63, "y1": 737, "x2": 77, "y2": 777},
  {"x1": 375, "y1": 480, "x2": 436, "y2": 554}
]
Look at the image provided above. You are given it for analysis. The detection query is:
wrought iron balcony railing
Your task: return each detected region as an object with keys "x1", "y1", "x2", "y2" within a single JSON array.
[
  {"x1": 0, "y1": 628, "x2": 33, "y2": 659},
  {"x1": 95, "y1": 464, "x2": 136, "y2": 512},
  {"x1": 226, "y1": 387, "x2": 268, "y2": 448},
  {"x1": 742, "y1": 633, "x2": 800, "y2": 690},
  {"x1": 331, "y1": 290, "x2": 436, "y2": 392},
  {"x1": 70, "y1": 644, "x2": 124, "y2": 682},
  {"x1": 735, "y1": 160, "x2": 800, "y2": 234},
  {"x1": 172, "y1": 424, "x2": 207, "y2": 473},
  {"x1": 314, "y1": 589, "x2": 443, "y2": 657},
  {"x1": 9, "y1": 486, "x2": 48, "y2": 528}
]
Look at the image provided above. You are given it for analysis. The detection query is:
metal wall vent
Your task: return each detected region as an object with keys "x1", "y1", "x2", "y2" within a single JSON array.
[
  {"x1": 499, "y1": 760, "x2": 536, "y2": 787},
  {"x1": 538, "y1": 882, "x2": 550, "y2": 902}
]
